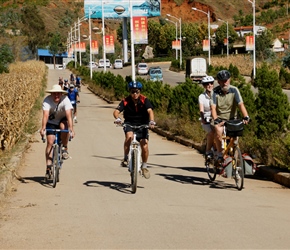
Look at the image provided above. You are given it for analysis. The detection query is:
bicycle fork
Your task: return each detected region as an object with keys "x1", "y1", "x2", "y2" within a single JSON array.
[{"x1": 128, "y1": 135, "x2": 142, "y2": 174}]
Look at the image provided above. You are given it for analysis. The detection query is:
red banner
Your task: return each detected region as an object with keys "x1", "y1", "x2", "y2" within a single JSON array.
[
  {"x1": 91, "y1": 40, "x2": 99, "y2": 54},
  {"x1": 203, "y1": 39, "x2": 209, "y2": 51},
  {"x1": 105, "y1": 35, "x2": 114, "y2": 53},
  {"x1": 172, "y1": 40, "x2": 181, "y2": 50},
  {"x1": 133, "y1": 16, "x2": 148, "y2": 44},
  {"x1": 224, "y1": 38, "x2": 228, "y2": 46},
  {"x1": 246, "y1": 36, "x2": 254, "y2": 51}
]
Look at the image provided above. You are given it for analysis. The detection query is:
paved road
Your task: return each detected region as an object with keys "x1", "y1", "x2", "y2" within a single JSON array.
[{"x1": 1, "y1": 68, "x2": 290, "y2": 249}]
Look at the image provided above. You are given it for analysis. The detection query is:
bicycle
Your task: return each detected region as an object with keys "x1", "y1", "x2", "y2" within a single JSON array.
[
  {"x1": 205, "y1": 119, "x2": 244, "y2": 191},
  {"x1": 42, "y1": 129, "x2": 70, "y2": 188},
  {"x1": 118, "y1": 124, "x2": 149, "y2": 194}
]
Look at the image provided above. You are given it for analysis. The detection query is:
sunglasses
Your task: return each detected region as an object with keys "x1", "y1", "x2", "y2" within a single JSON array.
[
  {"x1": 203, "y1": 82, "x2": 214, "y2": 86},
  {"x1": 130, "y1": 90, "x2": 140, "y2": 94}
]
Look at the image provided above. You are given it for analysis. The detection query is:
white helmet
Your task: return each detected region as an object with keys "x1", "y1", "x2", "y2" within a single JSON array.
[{"x1": 201, "y1": 76, "x2": 214, "y2": 84}]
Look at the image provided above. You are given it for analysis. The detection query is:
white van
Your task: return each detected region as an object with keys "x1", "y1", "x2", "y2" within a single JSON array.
[{"x1": 98, "y1": 59, "x2": 111, "y2": 68}]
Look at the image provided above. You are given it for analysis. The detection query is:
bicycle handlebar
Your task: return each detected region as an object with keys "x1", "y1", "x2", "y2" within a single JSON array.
[{"x1": 41, "y1": 129, "x2": 71, "y2": 143}]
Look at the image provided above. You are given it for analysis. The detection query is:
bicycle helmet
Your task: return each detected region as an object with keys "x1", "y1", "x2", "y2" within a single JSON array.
[
  {"x1": 201, "y1": 76, "x2": 214, "y2": 84},
  {"x1": 128, "y1": 81, "x2": 142, "y2": 90},
  {"x1": 217, "y1": 70, "x2": 231, "y2": 81}
]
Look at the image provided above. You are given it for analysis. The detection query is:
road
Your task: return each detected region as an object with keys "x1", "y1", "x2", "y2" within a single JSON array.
[
  {"x1": 100, "y1": 62, "x2": 290, "y2": 101},
  {"x1": 0, "y1": 68, "x2": 290, "y2": 249}
]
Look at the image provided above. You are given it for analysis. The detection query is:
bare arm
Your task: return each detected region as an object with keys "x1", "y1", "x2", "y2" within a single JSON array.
[
  {"x1": 66, "y1": 109, "x2": 75, "y2": 138},
  {"x1": 113, "y1": 109, "x2": 121, "y2": 119},
  {"x1": 40, "y1": 110, "x2": 49, "y2": 137}
]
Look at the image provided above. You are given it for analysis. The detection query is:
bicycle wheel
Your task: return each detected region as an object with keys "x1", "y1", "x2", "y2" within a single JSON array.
[
  {"x1": 205, "y1": 156, "x2": 217, "y2": 181},
  {"x1": 52, "y1": 145, "x2": 60, "y2": 188},
  {"x1": 130, "y1": 149, "x2": 138, "y2": 193},
  {"x1": 232, "y1": 146, "x2": 244, "y2": 190}
]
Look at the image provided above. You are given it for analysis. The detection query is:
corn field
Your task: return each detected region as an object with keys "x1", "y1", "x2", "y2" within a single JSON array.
[{"x1": 0, "y1": 60, "x2": 46, "y2": 151}]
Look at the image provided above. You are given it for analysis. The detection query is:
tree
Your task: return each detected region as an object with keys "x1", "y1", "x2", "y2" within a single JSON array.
[
  {"x1": 21, "y1": 5, "x2": 46, "y2": 55},
  {"x1": 215, "y1": 23, "x2": 238, "y2": 54},
  {"x1": 255, "y1": 30, "x2": 275, "y2": 61},
  {"x1": 0, "y1": 44, "x2": 14, "y2": 73},
  {"x1": 48, "y1": 32, "x2": 62, "y2": 68},
  {"x1": 254, "y1": 63, "x2": 290, "y2": 139}
]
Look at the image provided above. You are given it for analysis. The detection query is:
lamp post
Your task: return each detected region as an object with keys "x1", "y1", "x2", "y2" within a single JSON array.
[
  {"x1": 77, "y1": 16, "x2": 87, "y2": 66},
  {"x1": 192, "y1": 7, "x2": 211, "y2": 65},
  {"x1": 247, "y1": 0, "x2": 256, "y2": 78},
  {"x1": 218, "y1": 18, "x2": 229, "y2": 57},
  {"x1": 165, "y1": 18, "x2": 178, "y2": 60},
  {"x1": 166, "y1": 14, "x2": 182, "y2": 68},
  {"x1": 102, "y1": 0, "x2": 107, "y2": 72}
]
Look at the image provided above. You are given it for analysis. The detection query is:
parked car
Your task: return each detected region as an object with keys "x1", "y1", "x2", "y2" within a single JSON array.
[
  {"x1": 87, "y1": 62, "x2": 98, "y2": 68},
  {"x1": 136, "y1": 63, "x2": 148, "y2": 75},
  {"x1": 113, "y1": 59, "x2": 123, "y2": 69},
  {"x1": 56, "y1": 65, "x2": 64, "y2": 70},
  {"x1": 98, "y1": 59, "x2": 111, "y2": 68},
  {"x1": 147, "y1": 67, "x2": 163, "y2": 82}
]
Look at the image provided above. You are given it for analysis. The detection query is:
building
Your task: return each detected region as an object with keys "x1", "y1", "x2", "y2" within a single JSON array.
[{"x1": 37, "y1": 49, "x2": 69, "y2": 65}]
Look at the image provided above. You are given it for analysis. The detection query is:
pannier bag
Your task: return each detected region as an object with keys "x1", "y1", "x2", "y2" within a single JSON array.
[
  {"x1": 225, "y1": 120, "x2": 244, "y2": 137},
  {"x1": 242, "y1": 153, "x2": 257, "y2": 175}
]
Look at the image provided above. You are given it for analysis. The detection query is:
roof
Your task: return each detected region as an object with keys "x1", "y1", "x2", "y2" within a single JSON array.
[{"x1": 37, "y1": 49, "x2": 68, "y2": 58}]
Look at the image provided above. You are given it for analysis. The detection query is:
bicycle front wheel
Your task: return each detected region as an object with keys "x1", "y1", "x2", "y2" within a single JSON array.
[
  {"x1": 232, "y1": 146, "x2": 244, "y2": 190},
  {"x1": 206, "y1": 157, "x2": 217, "y2": 181},
  {"x1": 52, "y1": 145, "x2": 60, "y2": 188},
  {"x1": 130, "y1": 149, "x2": 138, "y2": 194}
]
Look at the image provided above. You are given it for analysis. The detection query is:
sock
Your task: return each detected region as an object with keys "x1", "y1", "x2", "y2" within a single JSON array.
[
  {"x1": 124, "y1": 155, "x2": 128, "y2": 161},
  {"x1": 142, "y1": 162, "x2": 147, "y2": 169}
]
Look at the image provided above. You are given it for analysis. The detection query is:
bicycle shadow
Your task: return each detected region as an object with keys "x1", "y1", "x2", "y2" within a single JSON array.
[
  {"x1": 156, "y1": 173, "x2": 242, "y2": 191},
  {"x1": 19, "y1": 176, "x2": 57, "y2": 188},
  {"x1": 83, "y1": 180, "x2": 143, "y2": 194}
]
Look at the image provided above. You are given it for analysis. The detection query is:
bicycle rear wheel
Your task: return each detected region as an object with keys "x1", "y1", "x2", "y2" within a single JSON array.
[
  {"x1": 131, "y1": 149, "x2": 138, "y2": 194},
  {"x1": 205, "y1": 156, "x2": 217, "y2": 181},
  {"x1": 52, "y1": 145, "x2": 60, "y2": 188},
  {"x1": 232, "y1": 146, "x2": 244, "y2": 190}
]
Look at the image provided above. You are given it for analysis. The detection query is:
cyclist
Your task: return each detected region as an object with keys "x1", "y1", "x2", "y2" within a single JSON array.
[
  {"x1": 113, "y1": 81, "x2": 156, "y2": 179},
  {"x1": 40, "y1": 84, "x2": 75, "y2": 176},
  {"x1": 75, "y1": 75, "x2": 81, "y2": 92},
  {"x1": 211, "y1": 70, "x2": 250, "y2": 162},
  {"x1": 63, "y1": 79, "x2": 69, "y2": 91},
  {"x1": 67, "y1": 84, "x2": 80, "y2": 123},
  {"x1": 198, "y1": 76, "x2": 215, "y2": 159}
]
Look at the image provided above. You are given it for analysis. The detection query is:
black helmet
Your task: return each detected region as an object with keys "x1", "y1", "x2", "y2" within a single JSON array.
[
  {"x1": 128, "y1": 81, "x2": 142, "y2": 90},
  {"x1": 217, "y1": 70, "x2": 231, "y2": 81}
]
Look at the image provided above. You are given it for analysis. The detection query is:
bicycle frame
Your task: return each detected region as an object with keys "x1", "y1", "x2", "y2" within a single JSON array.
[
  {"x1": 120, "y1": 124, "x2": 149, "y2": 193},
  {"x1": 43, "y1": 129, "x2": 70, "y2": 188},
  {"x1": 127, "y1": 133, "x2": 142, "y2": 174}
]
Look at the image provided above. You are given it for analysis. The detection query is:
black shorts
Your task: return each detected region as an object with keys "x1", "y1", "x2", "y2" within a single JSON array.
[
  {"x1": 124, "y1": 125, "x2": 149, "y2": 142},
  {"x1": 46, "y1": 118, "x2": 68, "y2": 135}
]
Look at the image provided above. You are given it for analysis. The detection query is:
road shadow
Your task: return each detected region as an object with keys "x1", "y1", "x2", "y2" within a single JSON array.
[{"x1": 83, "y1": 180, "x2": 144, "y2": 194}]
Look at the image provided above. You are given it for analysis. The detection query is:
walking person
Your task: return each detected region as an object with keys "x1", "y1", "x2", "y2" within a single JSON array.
[
  {"x1": 113, "y1": 81, "x2": 156, "y2": 179},
  {"x1": 39, "y1": 84, "x2": 75, "y2": 177}
]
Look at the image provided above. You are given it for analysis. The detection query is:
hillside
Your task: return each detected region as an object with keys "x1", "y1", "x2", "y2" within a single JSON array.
[{"x1": 0, "y1": 0, "x2": 290, "y2": 60}]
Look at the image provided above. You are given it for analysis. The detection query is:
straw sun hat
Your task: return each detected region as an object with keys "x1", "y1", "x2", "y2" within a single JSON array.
[{"x1": 46, "y1": 84, "x2": 67, "y2": 94}]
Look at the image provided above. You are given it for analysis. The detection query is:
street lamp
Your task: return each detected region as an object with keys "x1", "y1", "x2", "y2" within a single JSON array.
[
  {"x1": 165, "y1": 18, "x2": 178, "y2": 60},
  {"x1": 218, "y1": 18, "x2": 229, "y2": 57},
  {"x1": 192, "y1": 7, "x2": 211, "y2": 65},
  {"x1": 166, "y1": 14, "x2": 182, "y2": 68},
  {"x1": 77, "y1": 16, "x2": 87, "y2": 66},
  {"x1": 247, "y1": 0, "x2": 256, "y2": 78},
  {"x1": 102, "y1": 0, "x2": 107, "y2": 72}
]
